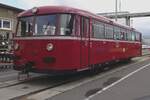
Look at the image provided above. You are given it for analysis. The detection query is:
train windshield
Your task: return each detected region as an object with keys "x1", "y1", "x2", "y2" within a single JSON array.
[{"x1": 16, "y1": 14, "x2": 74, "y2": 37}]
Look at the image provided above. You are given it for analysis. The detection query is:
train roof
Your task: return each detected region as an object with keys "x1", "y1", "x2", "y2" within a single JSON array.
[
  {"x1": 18, "y1": 6, "x2": 140, "y2": 33},
  {"x1": 18, "y1": 6, "x2": 109, "y2": 20}
]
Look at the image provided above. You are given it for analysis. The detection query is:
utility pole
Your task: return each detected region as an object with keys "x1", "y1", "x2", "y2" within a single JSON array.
[
  {"x1": 119, "y1": 0, "x2": 121, "y2": 12},
  {"x1": 115, "y1": 0, "x2": 118, "y2": 21}
]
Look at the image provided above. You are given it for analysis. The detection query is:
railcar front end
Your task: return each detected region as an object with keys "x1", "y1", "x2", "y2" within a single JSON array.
[
  {"x1": 13, "y1": 6, "x2": 142, "y2": 75},
  {"x1": 14, "y1": 10, "x2": 82, "y2": 74}
]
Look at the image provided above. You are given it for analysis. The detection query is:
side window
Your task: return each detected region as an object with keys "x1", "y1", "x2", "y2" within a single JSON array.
[
  {"x1": 135, "y1": 32, "x2": 140, "y2": 41},
  {"x1": 81, "y1": 17, "x2": 89, "y2": 37},
  {"x1": 124, "y1": 30, "x2": 127, "y2": 40},
  {"x1": 92, "y1": 20, "x2": 105, "y2": 39},
  {"x1": 127, "y1": 30, "x2": 132, "y2": 41},
  {"x1": 122, "y1": 29, "x2": 127, "y2": 40},
  {"x1": 120, "y1": 28, "x2": 127, "y2": 40},
  {"x1": 75, "y1": 15, "x2": 80, "y2": 37},
  {"x1": 105, "y1": 24, "x2": 113, "y2": 39},
  {"x1": 131, "y1": 31, "x2": 135, "y2": 41},
  {"x1": 60, "y1": 14, "x2": 75, "y2": 36},
  {"x1": 81, "y1": 17, "x2": 84, "y2": 36},
  {"x1": 19, "y1": 17, "x2": 34, "y2": 36},
  {"x1": 114, "y1": 27, "x2": 121, "y2": 40},
  {"x1": 85, "y1": 18, "x2": 89, "y2": 34}
]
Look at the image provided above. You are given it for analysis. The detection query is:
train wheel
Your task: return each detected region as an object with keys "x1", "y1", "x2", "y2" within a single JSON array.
[
  {"x1": 124, "y1": 58, "x2": 132, "y2": 63},
  {"x1": 90, "y1": 64, "x2": 102, "y2": 74}
]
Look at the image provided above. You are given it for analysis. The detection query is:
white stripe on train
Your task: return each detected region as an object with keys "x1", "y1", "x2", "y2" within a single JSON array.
[{"x1": 14, "y1": 36, "x2": 141, "y2": 44}]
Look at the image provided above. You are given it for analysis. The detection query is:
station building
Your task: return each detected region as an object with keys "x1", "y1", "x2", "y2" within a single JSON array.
[{"x1": 0, "y1": 3, "x2": 23, "y2": 51}]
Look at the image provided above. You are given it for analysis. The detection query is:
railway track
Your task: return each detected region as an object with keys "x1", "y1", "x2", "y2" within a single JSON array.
[
  {"x1": 0, "y1": 55, "x2": 149, "y2": 100},
  {"x1": 11, "y1": 75, "x2": 85, "y2": 100},
  {"x1": 20, "y1": 56, "x2": 150, "y2": 100},
  {"x1": 0, "y1": 73, "x2": 45, "y2": 89},
  {"x1": 5, "y1": 59, "x2": 143, "y2": 99},
  {"x1": 10, "y1": 56, "x2": 150, "y2": 100},
  {"x1": 0, "y1": 61, "x2": 113, "y2": 100},
  {"x1": 0, "y1": 71, "x2": 91, "y2": 100}
]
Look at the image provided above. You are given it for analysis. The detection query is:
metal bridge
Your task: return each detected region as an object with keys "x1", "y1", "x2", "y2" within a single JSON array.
[{"x1": 98, "y1": 12, "x2": 150, "y2": 26}]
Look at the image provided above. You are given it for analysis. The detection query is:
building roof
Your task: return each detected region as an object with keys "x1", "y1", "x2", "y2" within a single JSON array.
[{"x1": 0, "y1": 3, "x2": 24, "y2": 12}]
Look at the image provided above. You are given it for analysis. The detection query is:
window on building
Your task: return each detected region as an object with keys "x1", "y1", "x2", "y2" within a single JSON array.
[
  {"x1": 92, "y1": 20, "x2": 105, "y2": 39},
  {"x1": 0, "y1": 19, "x2": 11, "y2": 30},
  {"x1": 105, "y1": 24, "x2": 113, "y2": 39},
  {"x1": 3, "y1": 20, "x2": 11, "y2": 29}
]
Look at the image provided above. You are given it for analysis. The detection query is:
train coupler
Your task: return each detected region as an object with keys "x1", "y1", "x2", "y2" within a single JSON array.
[{"x1": 17, "y1": 62, "x2": 34, "y2": 81}]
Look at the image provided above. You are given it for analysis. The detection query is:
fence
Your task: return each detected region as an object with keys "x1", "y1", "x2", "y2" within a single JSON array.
[{"x1": 0, "y1": 53, "x2": 13, "y2": 71}]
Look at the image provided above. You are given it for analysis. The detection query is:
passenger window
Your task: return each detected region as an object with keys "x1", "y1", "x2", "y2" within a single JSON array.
[
  {"x1": 131, "y1": 32, "x2": 135, "y2": 41},
  {"x1": 81, "y1": 17, "x2": 89, "y2": 37},
  {"x1": 135, "y1": 32, "x2": 140, "y2": 41},
  {"x1": 105, "y1": 24, "x2": 113, "y2": 39},
  {"x1": 75, "y1": 15, "x2": 80, "y2": 37},
  {"x1": 81, "y1": 17, "x2": 84, "y2": 36},
  {"x1": 127, "y1": 30, "x2": 132, "y2": 41},
  {"x1": 120, "y1": 28, "x2": 125, "y2": 40},
  {"x1": 85, "y1": 18, "x2": 89, "y2": 35},
  {"x1": 92, "y1": 20, "x2": 105, "y2": 39},
  {"x1": 124, "y1": 32, "x2": 127, "y2": 40},
  {"x1": 114, "y1": 27, "x2": 121, "y2": 40}
]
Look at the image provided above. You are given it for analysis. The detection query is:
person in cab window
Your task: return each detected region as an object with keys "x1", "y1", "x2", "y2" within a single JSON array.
[{"x1": 44, "y1": 25, "x2": 56, "y2": 35}]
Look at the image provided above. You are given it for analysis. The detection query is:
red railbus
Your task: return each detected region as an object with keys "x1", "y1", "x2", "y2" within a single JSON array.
[{"x1": 13, "y1": 6, "x2": 142, "y2": 74}]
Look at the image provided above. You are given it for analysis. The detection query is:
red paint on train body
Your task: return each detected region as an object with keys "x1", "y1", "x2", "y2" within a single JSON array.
[{"x1": 13, "y1": 6, "x2": 142, "y2": 74}]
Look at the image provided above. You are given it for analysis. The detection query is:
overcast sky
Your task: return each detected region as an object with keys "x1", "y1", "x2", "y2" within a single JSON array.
[{"x1": 0, "y1": 0, "x2": 150, "y2": 36}]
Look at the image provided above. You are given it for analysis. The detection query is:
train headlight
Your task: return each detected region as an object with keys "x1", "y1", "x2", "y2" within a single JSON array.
[
  {"x1": 46, "y1": 43, "x2": 53, "y2": 51},
  {"x1": 14, "y1": 43, "x2": 19, "y2": 50}
]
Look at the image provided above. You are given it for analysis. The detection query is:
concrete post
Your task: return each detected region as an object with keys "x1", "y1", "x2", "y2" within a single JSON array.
[{"x1": 126, "y1": 16, "x2": 130, "y2": 26}]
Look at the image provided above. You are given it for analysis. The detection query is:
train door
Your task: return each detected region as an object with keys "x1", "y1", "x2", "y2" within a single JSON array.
[{"x1": 80, "y1": 17, "x2": 90, "y2": 69}]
